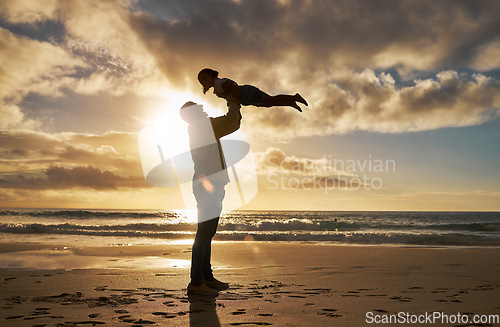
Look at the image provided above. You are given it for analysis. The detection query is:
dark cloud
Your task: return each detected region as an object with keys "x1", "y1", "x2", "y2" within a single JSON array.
[
  {"x1": 0, "y1": 165, "x2": 147, "y2": 190},
  {"x1": 0, "y1": 16, "x2": 66, "y2": 43},
  {"x1": 0, "y1": 128, "x2": 169, "y2": 197},
  {"x1": 130, "y1": 0, "x2": 500, "y2": 79},
  {"x1": 0, "y1": 130, "x2": 146, "y2": 197}
]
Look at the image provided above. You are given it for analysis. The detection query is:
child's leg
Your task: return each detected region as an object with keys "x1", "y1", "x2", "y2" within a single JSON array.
[{"x1": 261, "y1": 93, "x2": 307, "y2": 112}]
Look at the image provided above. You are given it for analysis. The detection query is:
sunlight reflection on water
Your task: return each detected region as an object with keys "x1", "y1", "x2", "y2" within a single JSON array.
[{"x1": 0, "y1": 250, "x2": 191, "y2": 270}]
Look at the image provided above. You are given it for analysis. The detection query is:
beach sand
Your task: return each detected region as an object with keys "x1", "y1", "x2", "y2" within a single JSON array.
[{"x1": 1, "y1": 242, "x2": 499, "y2": 326}]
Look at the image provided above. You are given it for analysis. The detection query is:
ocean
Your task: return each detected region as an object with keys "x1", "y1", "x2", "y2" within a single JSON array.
[{"x1": 1, "y1": 209, "x2": 499, "y2": 248}]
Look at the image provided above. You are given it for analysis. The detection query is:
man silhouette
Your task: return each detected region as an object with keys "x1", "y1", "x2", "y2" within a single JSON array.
[{"x1": 180, "y1": 96, "x2": 241, "y2": 295}]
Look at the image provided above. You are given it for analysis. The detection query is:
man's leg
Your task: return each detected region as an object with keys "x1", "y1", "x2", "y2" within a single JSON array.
[
  {"x1": 201, "y1": 217, "x2": 219, "y2": 281},
  {"x1": 201, "y1": 184, "x2": 224, "y2": 280},
  {"x1": 188, "y1": 217, "x2": 220, "y2": 295},
  {"x1": 191, "y1": 182, "x2": 224, "y2": 285},
  {"x1": 199, "y1": 184, "x2": 229, "y2": 290},
  {"x1": 191, "y1": 218, "x2": 218, "y2": 284}
]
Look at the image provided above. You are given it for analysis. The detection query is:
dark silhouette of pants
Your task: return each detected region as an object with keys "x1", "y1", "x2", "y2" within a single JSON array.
[
  {"x1": 191, "y1": 180, "x2": 225, "y2": 283},
  {"x1": 188, "y1": 294, "x2": 220, "y2": 326}
]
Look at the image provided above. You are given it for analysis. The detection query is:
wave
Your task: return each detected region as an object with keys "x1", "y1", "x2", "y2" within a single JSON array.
[
  {"x1": 0, "y1": 209, "x2": 177, "y2": 219},
  {"x1": 1, "y1": 210, "x2": 499, "y2": 246},
  {"x1": 225, "y1": 220, "x2": 500, "y2": 232},
  {"x1": 1, "y1": 219, "x2": 500, "y2": 233},
  {"x1": 217, "y1": 231, "x2": 500, "y2": 246},
  {"x1": 1, "y1": 223, "x2": 499, "y2": 246}
]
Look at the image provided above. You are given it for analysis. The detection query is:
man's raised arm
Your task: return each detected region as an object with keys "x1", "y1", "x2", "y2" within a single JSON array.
[{"x1": 210, "y1": 95, "x2": 242, "y2": 139}]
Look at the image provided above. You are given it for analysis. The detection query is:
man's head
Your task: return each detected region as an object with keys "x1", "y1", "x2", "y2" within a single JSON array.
[{"x1": 180, "y1": 101, "x2": 208, "y2": 124}]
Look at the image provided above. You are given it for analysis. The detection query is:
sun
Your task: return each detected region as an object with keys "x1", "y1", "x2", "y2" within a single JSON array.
[
  {"x1": 152, "y1": 108, "x2": 190, "y2": 157},
  {"x1": 146, "y1": 89, "x2": 199, "y2": 156},
  {"x1": 146, "y1": 88, "x2": 232, "y2": 156}
]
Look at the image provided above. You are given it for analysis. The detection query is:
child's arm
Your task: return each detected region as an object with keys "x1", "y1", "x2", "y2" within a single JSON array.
[{"x1": 221, "y1": 79, "x2": 240, "y2": 103}]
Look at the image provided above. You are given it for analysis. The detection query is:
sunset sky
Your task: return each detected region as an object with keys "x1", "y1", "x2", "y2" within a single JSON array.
[{"x1": 1, "y1": 0, "x2": 499, "y2": 211}]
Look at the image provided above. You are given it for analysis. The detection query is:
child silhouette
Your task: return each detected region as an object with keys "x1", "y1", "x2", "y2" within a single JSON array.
[{"x1": 198, "y1": 68, "x2": 307, "y2": 112}]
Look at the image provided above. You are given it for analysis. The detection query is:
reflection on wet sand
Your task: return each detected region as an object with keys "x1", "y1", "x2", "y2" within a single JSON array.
[{"x1": 188, "y1": 293, "x2": 221, "y2": 327}]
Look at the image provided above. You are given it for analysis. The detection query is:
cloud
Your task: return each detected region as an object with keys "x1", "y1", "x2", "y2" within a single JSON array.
[
  {"x1": 472, "y1": 40, "x2": 500, "y2": 71},
  {"x1": 0, "y1": 165, "x2": 146, "y2": 190},
  {"x1": 0, "y1": 130, "x2": 142, "y2": 177},
  {"x1": 0, "y1": 103, "x2": 35, "y2": 130},
  {"x1": 246, "y1": 69, "x2": 500, "y2": 137},
  {"x1": 256, "y1": 147, "x2": 352, "y2": 177},
  {"x1": 127, "y1": 0, "x2": 500, "y2": 79},
  {"x1": 0, "y1": 131, "x2": 146, "y2": 192},
  {"x1": 0, "y1": 27, "x2": 85, "y2": 129},
  {"x1": 255, "y1": 147, "x2": 362, "y2": 190},
  {"x1": 0, "y1": 0, "x2": 58, "y2": 24},
  {"x1": 0, "y1": 27, "x2": 82, "y2": 96},
  {"x1": 1, "y1": 0, "x2": 500, "y2": 137},
  {"x1": 0, "y1": 0, "x2": 165, "y2": 131},
  {"x1": 126, "y1": 0, "x2": 500, "y2": 136}
]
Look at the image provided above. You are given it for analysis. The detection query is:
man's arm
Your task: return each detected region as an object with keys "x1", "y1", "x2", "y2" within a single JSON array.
[{"x1": 210, "y1": 96, "x2": 242, "y2": 139}]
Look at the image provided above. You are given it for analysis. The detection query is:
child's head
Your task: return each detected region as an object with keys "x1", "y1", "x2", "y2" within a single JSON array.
[{"x1": 198, "y1": 68, "x2": 219, "y2": 94}]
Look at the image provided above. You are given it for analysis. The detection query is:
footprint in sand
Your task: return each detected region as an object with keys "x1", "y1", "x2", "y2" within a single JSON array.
[
  {"x1": 151, "y1": 312, "x2": 177, "y2": 318},
  {"x1": 65, "y1": 321, "x2": 106, "y2": 325},
  {"x1": 229, "y1": 323, "x2": 272, "y2": 326},
  {"x1": 5, "y1": 295, "x2": 27, "y2": 304},
  {"x1": 389, "y1": 296, "x2": 412, "y2": 302},
  {"x1": 318, "y1": 308, "x2": 342, "y2": 318},
  {"x1": 118, "y1": 315, "x2": 134, "y2": 322},
  {"x1": 231, "y1": 309, "x2": 246, "y2": 315},
  {"x1": 131, "y1": 319, "x2": 156, "y2": 325},
  {"x1": 365, "y1": 294, "x2": 387, "y2": 297},
  {"x1": 114, "y1": 309, "x2": 129, "y2": 313}
]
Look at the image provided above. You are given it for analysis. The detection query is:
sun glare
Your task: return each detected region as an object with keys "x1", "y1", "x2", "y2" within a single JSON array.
[
  {"x1": 152, "y1": 109, "x2": 189, "y2": 157},
  {"x1": 147, "y1": 89, "x2": 199, "y2": 157},
  {"x1": 146, "y1": 89, "x2": 244, "y2": 158}
]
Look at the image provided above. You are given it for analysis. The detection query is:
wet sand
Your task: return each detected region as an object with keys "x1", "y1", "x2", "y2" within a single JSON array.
[{"x1": 1, "y1": 242, "x2": 499, "y2": 326}]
